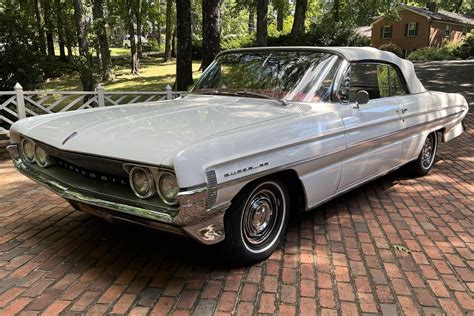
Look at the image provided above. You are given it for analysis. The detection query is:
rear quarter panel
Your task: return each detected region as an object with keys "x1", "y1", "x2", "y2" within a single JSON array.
[{"x1": 398, "y1": 91, "x2": 468, "y2": 162}]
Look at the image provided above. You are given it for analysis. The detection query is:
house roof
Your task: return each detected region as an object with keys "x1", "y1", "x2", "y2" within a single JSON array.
[
  {"x1": 397, "y1": 4, "x2": 474, "y2": 26},
  {"x1": 354, "y1": 26, "x2": 372, "y2": 38}
]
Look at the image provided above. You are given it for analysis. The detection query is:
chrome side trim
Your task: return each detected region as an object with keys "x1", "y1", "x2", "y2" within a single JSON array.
[
  {"x1": 214, "y1": 110, "x2": 464, "y2": 195},
  {"x1": 215, "y1": 146, "x2": 347, "y2": 190},
  {"x1": 308, "y1": 158, "x2": 414, "y2": 210}
]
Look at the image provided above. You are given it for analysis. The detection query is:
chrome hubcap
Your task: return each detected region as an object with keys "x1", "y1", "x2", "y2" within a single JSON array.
[
  {"x1": 251, "y1": 200, "x2": 273, "y2": 233},
  {"x1": 421, "y1": 135, "x2": 435, "y2": 169},
  {"x1": 242, "y1": 188, "x2": 280, "y2": 247}
]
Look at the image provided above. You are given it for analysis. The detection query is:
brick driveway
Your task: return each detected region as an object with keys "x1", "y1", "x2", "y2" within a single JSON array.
[{"x1": 0, "y1": 124, "x2": 473, "y2": 315}]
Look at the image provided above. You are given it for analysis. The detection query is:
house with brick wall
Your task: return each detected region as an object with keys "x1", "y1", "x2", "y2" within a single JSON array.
[{"x1": 371, "y1": 2, "x2": 474, "y2": 57}]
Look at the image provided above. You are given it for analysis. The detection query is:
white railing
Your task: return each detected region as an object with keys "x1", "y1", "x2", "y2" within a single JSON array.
[{"x1": 0, "y1": 83, "x2": 186, "y2": 133}]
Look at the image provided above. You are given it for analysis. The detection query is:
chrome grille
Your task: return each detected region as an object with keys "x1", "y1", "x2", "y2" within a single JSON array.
[
  {"x1": 206, "y1": 170, "x2": 218, "y2": 207},
  {"x1": 57, "y1": 159, "x2": 129, "y2": 186}
]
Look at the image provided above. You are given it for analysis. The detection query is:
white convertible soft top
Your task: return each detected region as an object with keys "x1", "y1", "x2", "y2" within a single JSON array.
[
  {"x1": 321, "y1": 46, "x2": 426, "y2": 94},
  {"x1": 221, "y1": 46, "x2": 427, "y2": 94}
]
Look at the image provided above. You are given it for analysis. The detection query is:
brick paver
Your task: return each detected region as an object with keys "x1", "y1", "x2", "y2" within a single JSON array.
[{"x1": 0, "y1": 115, "x2": 472, "y2": 315}]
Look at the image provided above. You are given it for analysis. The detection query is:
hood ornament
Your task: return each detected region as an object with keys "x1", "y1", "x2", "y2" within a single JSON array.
[{"x1": 62, "y1": 132, "x2": 78, "y2": 145}]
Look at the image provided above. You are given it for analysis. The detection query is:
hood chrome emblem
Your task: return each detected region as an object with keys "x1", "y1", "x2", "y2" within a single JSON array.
[{"x1": 62, "y1": 132, "x2": 78, "y2": 145}]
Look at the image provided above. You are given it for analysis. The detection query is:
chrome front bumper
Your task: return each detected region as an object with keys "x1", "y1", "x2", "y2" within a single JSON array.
[{"x1": 7, "y1": 144, "x2": 228, "y2": 245}]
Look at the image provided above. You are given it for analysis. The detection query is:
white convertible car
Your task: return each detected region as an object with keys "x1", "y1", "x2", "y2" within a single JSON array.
[{"x1": 7, "y1": 47, "x2": 468, "y2": 264}]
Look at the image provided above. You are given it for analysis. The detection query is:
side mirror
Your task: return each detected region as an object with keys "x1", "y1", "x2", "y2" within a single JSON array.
[{"x1": 355, "y1": 90, "x2": 369, "y2": 106}]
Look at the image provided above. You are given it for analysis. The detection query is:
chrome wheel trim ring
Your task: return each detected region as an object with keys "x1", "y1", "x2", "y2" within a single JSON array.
[
  {"x1": 240, "y1": 181, "x2": 286, "y2": 254},
  {"x1": 421, "y1": 134, "x2": 436, "y2": 170}
]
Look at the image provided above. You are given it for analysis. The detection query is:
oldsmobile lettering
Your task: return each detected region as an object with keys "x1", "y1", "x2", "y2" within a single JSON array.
[{"x1": 6, "y1": 47, "x2": 468, "y2": 265}]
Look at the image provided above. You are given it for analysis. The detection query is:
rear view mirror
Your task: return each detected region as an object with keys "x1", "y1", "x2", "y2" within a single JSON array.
[{"x1": 355, "y1": 90, "x2": 370, "y2": 105}]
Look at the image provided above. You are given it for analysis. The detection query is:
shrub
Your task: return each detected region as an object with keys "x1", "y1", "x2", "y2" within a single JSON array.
[
  {"x1": 453, "y1": 30, "x2": 474, "y2": 59},
  {"x1": 148, "y1": 38, "x2": 160, "y2": 52},
  {"x1": 267, "y1": 21, "x2": 370, "y2": 47},
  {"x1": 407, "y1": 46, "x2": 455, "y2": 61},
  {"x1": 379, "y1": 43, "x2": 403, "y2": 57},
  {"x1": 221, "y1": 34, "x2": 255, "y2": 50},
  {"x1": 0, "y1": 9, "x2": 45, "y2": 90}
]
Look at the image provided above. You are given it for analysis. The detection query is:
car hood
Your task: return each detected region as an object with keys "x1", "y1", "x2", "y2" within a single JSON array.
[{"x1": 12, "y1": 94, "x2": 304, "y2": 166}]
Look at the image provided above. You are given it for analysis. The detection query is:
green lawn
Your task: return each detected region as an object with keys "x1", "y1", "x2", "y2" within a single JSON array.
[
  {"x1": 53, "y1": 47, "x2": 136, "y2": 58},
  {"x1": 42, "y1": 58, "x2": 203, "y2": 92}
]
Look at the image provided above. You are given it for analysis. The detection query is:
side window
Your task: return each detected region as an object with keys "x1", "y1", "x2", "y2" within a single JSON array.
[
  {"x1": 389, "y1": 66, "x2": 408, "y2": 96},
  {"x1": 338, "y1": 63, "x2": 407, "y2": 102}
]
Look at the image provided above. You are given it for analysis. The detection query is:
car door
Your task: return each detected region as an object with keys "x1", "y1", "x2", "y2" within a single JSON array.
[{"x1": 336, "y1": 62, "x2": 406, "y2": 190}]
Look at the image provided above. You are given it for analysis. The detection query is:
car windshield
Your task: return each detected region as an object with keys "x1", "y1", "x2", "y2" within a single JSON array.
[{"x1": 191, "y1": 50, "x2": 342, "y2": 103}]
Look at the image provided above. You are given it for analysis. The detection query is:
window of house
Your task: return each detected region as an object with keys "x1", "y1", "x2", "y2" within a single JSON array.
[
  {"x1": 382, "y1": 25, "x2": 392, "y2": 39},
  {"x1": 337, "y1": 63, "x2": 408, "y2": 102},
  {"x1": 406, "y1": 22, "x2": 418, "y2": 37},
  {"x1": 463, "y1": 27, "x2": 468, "y2": 35},
  {"x1": 445, "y1": 24, "x2": 452, "y2": 38}
]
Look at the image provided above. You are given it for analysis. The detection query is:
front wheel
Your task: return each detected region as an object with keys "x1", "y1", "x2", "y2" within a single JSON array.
[
  {"x1": 407, "y1": 132, "x2": 438, "y2": 177},
  {"x1": 222, "y1": 178, "x2": 290, "y2": 265}
]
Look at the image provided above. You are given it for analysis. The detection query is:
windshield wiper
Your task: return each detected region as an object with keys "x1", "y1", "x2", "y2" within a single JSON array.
[
  {"x1": 234, "y1": 90, "x2": 289, "y2": 106},
  {"x1": 195, "y1": 90, "x2": 238, "y2": 96}
]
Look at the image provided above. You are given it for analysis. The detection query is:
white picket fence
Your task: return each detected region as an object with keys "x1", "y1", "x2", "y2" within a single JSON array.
[{"x1": 0, "y1": 83, "x2": 186, "y2": 133}]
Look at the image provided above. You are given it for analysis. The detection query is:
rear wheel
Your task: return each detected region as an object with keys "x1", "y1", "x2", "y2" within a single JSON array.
[
  {"x1": 407, "y1": 132, "x2": 438, "y2": 177},
  {"x1": 222, "y1": 178, "x2": 290, "y2": 265}
]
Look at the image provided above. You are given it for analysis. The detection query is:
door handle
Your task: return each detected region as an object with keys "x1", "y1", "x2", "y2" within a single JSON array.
[{"x1": 397, "y1": 108, "x2": 408, "y2": 114}]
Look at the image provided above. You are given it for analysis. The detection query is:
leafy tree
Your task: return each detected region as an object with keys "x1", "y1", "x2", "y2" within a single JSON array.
[{"x1": 0, "y1": 5, "x2": 45, "y2": 90}]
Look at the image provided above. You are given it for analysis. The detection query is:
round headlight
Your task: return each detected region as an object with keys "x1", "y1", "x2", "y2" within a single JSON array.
[
  {"x1": 21, "y1": 139, "x2": 36, "y2": 163},
  {"x1": 158, "y1": 172, "x2": 179, "y2": 205},
  {"x1": 129, "y1": 167, "x2": 155, "y2": 199},
  {"x1": 34, "y1": 145, "x2": 54, "y2": 167}
]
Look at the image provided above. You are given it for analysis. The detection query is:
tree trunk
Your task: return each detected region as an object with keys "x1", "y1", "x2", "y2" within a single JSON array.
[
  {"x1": 72, "y1": 0, "x2": 95, "y2": 91},
  {"x1": 277, "y1": 5, "x2": 283, "y2": 32},
  {"x1": 291, "y1": 0, "x2": 307, "y2": 35},
  {"x1": 248, "y1": 2, "x2": 255, "y2": 32},
  {"x1": 127, "y1": 0, "x2": 139, "y2": 75},
  {"x1": 164, "y1": 0, "x2": 173, "y2": 62},
  {"x1": 55, "y1": 0, "x2": 67, "y2": 62},
  {"x1": 171, "y1": 28, "x2": 176, "y2": 58},
  {"x1": 176, "y1": 0, "x2": 193, "y2": 90},
  {"x1": 333, "y1": 0, "x2": 340, "y2": 22},
  {"x1": 256, "y1": 0, "x2": 268, "y2": 47},
  {"x1": 201, "y1": 0, "x2": 220, "y2": 71},
  {"x1": 65, "y1": 21, "x2": 74, "y2": 63},
  {"x1": 44, "y1": 0, "x2": 55, "y2": 57},
  {"x1": 455, "y1": 0, "x2": 463, "y2": 13},
  {"x1": 136, "y1": 0, "x2": 143, "y2": 58},
  {"x1": 34, "y1": 0, "x2": 47, "y2": 55},
  {"x1": 92, "y1": 0, "x2": 113, "y2": 80}
]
